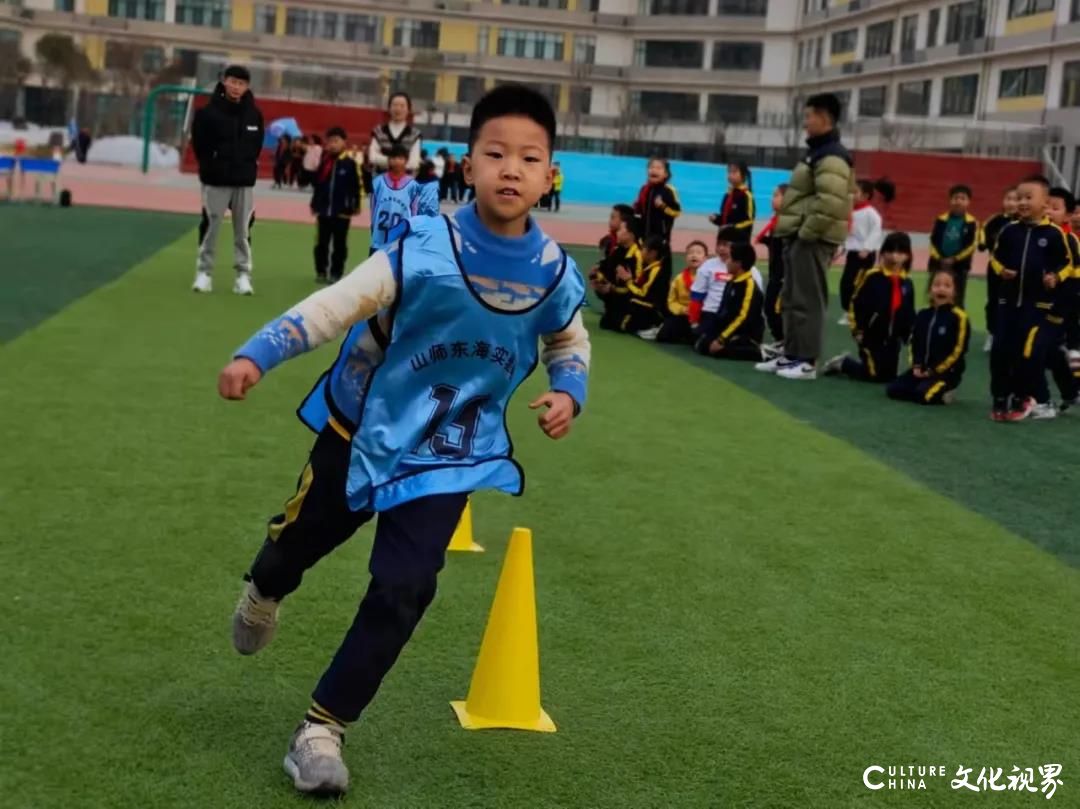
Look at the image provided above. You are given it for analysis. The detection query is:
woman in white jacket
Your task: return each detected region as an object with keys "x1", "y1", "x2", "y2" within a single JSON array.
[{"x1": 838, "y1": 179, "x2": 886, "y2": 324}]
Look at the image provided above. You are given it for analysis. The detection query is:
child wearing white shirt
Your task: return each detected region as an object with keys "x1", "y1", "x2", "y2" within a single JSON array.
[
  {"x1": 839, "y1": 179, "x2": 884, "y2": 324},
  {"x1": 688, "y1": 227, "x2": 763, "y2": 334}
]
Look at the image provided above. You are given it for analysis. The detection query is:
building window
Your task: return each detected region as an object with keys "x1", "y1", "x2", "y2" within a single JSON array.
[
  {"x1": 497, "y1": 29, "x2": 566, "y2": 61},
  {"x1": 285, "y1": 8, "x2": 317, "y2": 38},
  {"x1": 1007, "y1": 0, "x2": 1054, "y2": 18},
  {"x1": 54, "y1": 0, "x2": 74, "y2": 11},
  {"x1": 896, "y1": 79, "x2": 931, "y2": 116},
  {"x1": 176, "y1": 0, "x2": 231, "y2": 28},
  {"x1": 717, "y1": 0, "x2": 768, "y2": 13},
  {"x1": 457, "y1": 76, "x2": 485, "y2": 104},
  {"x1": 864, "y1": 20, "x2": 893, "y2": 58},
  {"x1": 813, "y1": 37, "x2": 822, "y2": 67},
  {"x1": 394, "y1": 19, "x2": 440, "y2": 49},
  {"x1": 830, "y1": 28, "x2": 856, "y2": 55},
  {"x1": 636, "y1": 90, "x2": 699, "y2": 121},
  {"x1": 945, "y1": 1, "x2": 987, "y2": 43},
  {"x1": 477, "y1": 25, "x2": 489, "y2": 53},
  {"x1": 510, "y1": 0, "x2": 569, "y2": 7},
  {"x1": 320, "y1": 12, "x2": 338, "y2": 39},
  {"x1": 574, "y1": 34, "x2": 596, "y2": 64},
  {"x1": 1073, "y1": 0, "x2": 1080, "y2": 20},
  {"x1": 254, "y1": 3, "x2": 276, "y2": 34},
  {"x1": 343, "y1": 14, "x2": 379, "y2": 43},
  {"x1": 107, "y1": 0, "x2": 165, "y2": 21},
  {"x1": 649, "y1": 0, "x2": 708, "y2": 13},
  {"x1": 570, "y1": 85, "x2": 591, "y2": 115},
  {"x1": 927, "y1": 9, "x2": 940, "y2": 47},
  {"x1": 941, "y1": 74, "x2": 978, "y2": 115},
  {"x1": 712, "y1": 41, "x2": 762, "y2": 71},
  {"x1": 636, "y1": 40, "x2": 703, "y2": 68},
  {"x1": 706, "y1": 93, "x2": 757, "y2": 123},
  {"x1": 858, "y1": 85, "x2": 886, "y2": 117},
  {"x1": 900, "y1": 14, "x2": 917, "y2": 51},
  {"x1": 1062, "y1": 61, "x2": 1080, "y2": 106},
  {"x1": 998, "y1": 65, "x2": 1046, "y2": 98}
]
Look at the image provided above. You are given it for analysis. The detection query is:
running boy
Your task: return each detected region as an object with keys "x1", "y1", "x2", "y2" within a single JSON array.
[
  {"x1": 696, "y1": 242, "x2": 765, "y2": 359},
  {"x1": 886, "y1": 268, "x2": 970, "y2": 405},
  {"x1": 989, "y1": 175, "x2": 1071, "y2": 421},
  {"x1": 369, "y1": 143, "x2": 439, "y2": 254},
  {"x1": 217, "y1": 86, "x2": 590, "y2": 796},
  {"x1": 310, "y1": 126, "x2": 361, "y2": 284},
  {"x1": 928, "y1": 184, "x2": 979, "y2": 307},
  {"x1": 823, "y1": 231, "x2": 915, "y2": 383}
]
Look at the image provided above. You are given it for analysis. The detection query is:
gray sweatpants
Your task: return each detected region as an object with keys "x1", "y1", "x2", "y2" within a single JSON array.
[
  {"x1": 197, "y1": 185, "x2": 254, "y2": 276},
  {"x1": 781, "y1": 238, "x2": 834, "y2": 363}
]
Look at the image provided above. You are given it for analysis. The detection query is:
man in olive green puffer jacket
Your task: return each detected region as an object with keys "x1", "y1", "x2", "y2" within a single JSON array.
[{"x1": 757, "y1": 93, "x2": 855, "y2": 381}]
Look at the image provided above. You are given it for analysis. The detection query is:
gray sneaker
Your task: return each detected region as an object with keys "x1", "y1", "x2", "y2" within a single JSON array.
[
  {"x1": 231, "y1": 581, "x2": 279, "y2": 655},
  {"x1": 283, "y1": 721, "x2": 349, "y2": 796}
]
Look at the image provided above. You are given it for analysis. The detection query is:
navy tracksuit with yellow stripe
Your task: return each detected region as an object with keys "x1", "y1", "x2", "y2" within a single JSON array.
[
  {"x1": 989, "y1": 217, "x2": 1072, "y2": 406},
  {"x1": 887, "y1": 304, "x2": 970, "y2": 404},
  {"x1": 1045, "y1": 228, "x2": 1080, "y2": 402},
  {"x1": 929, "y1": 211, "x2": 980, "y2": 307},
  {"x1": 841, "y1": 266, "x2": 915, "y2": 382},
  {"x1": 695, "y1": 270, "x2": 764, "y2": 359}
]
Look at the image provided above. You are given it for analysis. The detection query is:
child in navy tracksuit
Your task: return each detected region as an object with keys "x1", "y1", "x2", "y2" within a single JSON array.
[
  {"x1": 695, "y1": 242, "x2": 764, "y2": 360},
  {"x1": 755, "y1": 184, "x2": 787, "y2": 346},
  {"x1": 978, "y1": 186, "x2": 1019, "y2": 351},
  {"x1": 887, "y1": 268, "x2": 970, "y2": 405},
  {"x1": 824, "y1": 231, "x2": 915, "y2": 383},
  {"x1": 989, "y1": 175, "x2": 1071, "y2": 422},
  {"x1": 310, "y1": 126, "x2": 361, "y2": 283},
  {"x1": 929, "y1": 184, "x2": 980, "y2": 308},
  {"x1": 709, "y1": 161, "x2": 754, "y2": 243}
]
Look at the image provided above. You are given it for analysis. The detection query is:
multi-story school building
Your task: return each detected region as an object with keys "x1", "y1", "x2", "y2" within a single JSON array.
[{"x1": 2, "y1": 0, "x2": 1080, "y2": 178}]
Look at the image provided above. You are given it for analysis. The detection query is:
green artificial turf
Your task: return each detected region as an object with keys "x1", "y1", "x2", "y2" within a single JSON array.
[
  {"x1": 1, "y1": 213, "x2": 1078, "y2": 808},
  {"x1": 0, "y1": 205, "x2": 196, "y2": 344}
]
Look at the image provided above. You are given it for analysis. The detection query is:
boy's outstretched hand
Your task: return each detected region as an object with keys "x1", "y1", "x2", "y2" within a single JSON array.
[
  {"x1": 218, "y1": 358, "x2": 262, "y2": 400},
  {"x1": 529, "y1": 392, "x2": 575, "y2": 440}
]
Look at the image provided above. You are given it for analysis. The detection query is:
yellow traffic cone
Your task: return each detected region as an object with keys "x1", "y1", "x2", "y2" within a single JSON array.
[
  {"x1": 451, "y1": 527, "x2": 555, "y2": 732},
  {"x1": 447, "y1": 500, "x2": 484, "y2": 553}
]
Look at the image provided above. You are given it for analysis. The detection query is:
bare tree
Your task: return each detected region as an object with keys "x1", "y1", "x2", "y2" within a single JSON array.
[
  {"x1": 612, "y1": 91, "x2": 659, "y2": 156},
  {"x1": 35, "y1": 33, "x2": 97, "y2": 89}
]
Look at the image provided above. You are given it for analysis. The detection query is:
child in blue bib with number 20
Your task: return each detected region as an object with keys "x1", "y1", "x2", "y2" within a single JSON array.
[
  {"x1": 368, "y1": 141, "x2": 439, "y2": 254},
  {"x1": 217, "y1": 84, "x2": 591, "y2": 798}
]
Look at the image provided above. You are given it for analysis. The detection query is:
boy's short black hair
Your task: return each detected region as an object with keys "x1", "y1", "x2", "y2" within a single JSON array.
[
  {"x1": 948, "y1": 184, "x2": 973, "y2": 198},
  {"x1": 622, "y1": 215, "x2": 644, "y2": 241},
  {"x1": 776, "y1": 182, "x2": 789, "y2": 194},
  {"x1": 468, "y1": 84, "x2": 557, "y2": 153},
  {"x1": 325, "y1": 126, "x2": 347, "y2": 140},
  {"x1": 715, "y1": 225, "x2": 740, "y2": 244},
  {"x1": 685, "y1": 239, "x2": 709, "y2": 254},
  {"x1": 612, "y1": 203, "x2": 635, "y2": 225},
  {"x1": 1020, "y1": 174, "x2": 1050, "y2": 190},
  {"x1": 857, "y1": 179, "x2": 875, "y2": 197},
  {"x1": 806, "y1": 93, "x2": 841, "y2": 124},
  {"x1": 643, "y1": 235, "x2": 666, "y2": 256},
  {"x1": 386, "y1": 143, "x2": 409, "y2": 160},
  {"x1": 1050, "y1": 186, "x2": 1077, "y2": 212},
  {"x1": 729, "y1": 243, "x2": 757, "y2": 273},
  {"x1": 223, "y1": 64, "x2": 250, "y2": 82}
]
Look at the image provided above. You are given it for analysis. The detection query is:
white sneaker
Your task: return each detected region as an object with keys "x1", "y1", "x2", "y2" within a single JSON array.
[
  {"x1": 983, "y1": 334, "x2": 994, "y2": 352},
  {"x1": 233, "y1": 273, "x2": 254, "y2": 296},
  {"x1": 836, "y1": 315, "x2": 849, "y2": 326},
  {"x1": 284, "y1": 721, "x2": 348, "y2": 796},
  {"x1": 192, "y1": 271, "x2": 213, "y2": 293},
  {"x1": 636, "y1": 326, "x2": 660, "y2": 341},
  {"x1": 232, "y1": 581, "x2": 279, "y2": 655},
  {"x1": 754, "y1": 356, "x2": 783, "y2": 373},
  {"x1": 776, "y1": 359, "x2": 817, "y2": 380},
  {"x1": 822, "y1": 353, "x2": 848, "y2": 376},
  {"x1": 1031, "y1": 402, "x2": 1058, "y2": 420},
  {"x1": 760, "y1": 341, "x2": 784, "y2": 360}
]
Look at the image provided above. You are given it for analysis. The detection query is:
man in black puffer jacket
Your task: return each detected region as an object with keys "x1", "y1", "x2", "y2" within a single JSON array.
[{"x1": 191, "y1": 64, "x2": 265, "y2": 295}]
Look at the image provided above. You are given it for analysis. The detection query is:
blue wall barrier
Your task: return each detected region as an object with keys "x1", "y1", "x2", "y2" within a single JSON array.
[{"x1": 424, "y1": 140, "x2": 790, "y2": 218}]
